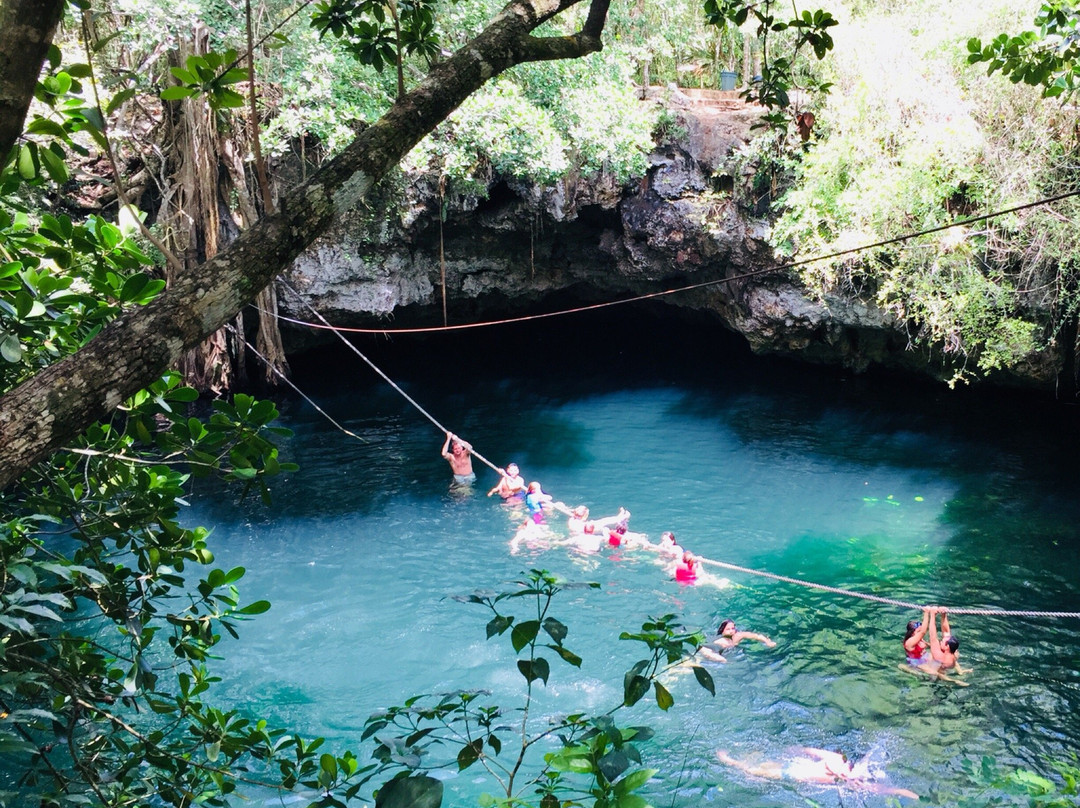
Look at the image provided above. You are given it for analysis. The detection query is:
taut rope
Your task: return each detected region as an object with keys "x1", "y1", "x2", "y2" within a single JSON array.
[
  {"x1": 278, "y1": 281, "x2": 502, "y2": 474},
  {"x1": 696, "y1": 556, "x2": 1080, "y2": 618}
]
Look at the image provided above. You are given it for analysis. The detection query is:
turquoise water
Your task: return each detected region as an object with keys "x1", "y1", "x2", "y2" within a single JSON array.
[{"x1": 190, "y1": 314, "x2": 1080, "y2": 806}]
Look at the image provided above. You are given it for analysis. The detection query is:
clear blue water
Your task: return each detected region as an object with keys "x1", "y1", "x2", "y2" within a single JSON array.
[{"x1": 189, "y1": 314, "x2": 1080, "y2": 806}]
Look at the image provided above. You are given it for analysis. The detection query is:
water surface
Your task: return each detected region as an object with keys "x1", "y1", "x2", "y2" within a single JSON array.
[{"x1": 191, "y1": 311, "x2": 1080, "y2": 806}]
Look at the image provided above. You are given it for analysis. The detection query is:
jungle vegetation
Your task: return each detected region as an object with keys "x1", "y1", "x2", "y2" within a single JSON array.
[{"x1": 1, "y1": 0, "x2": 1080, "y2": 806}]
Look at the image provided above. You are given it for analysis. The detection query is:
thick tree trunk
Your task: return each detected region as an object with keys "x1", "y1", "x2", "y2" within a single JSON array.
[
  {"x1": 0, "y1": 0, "x2": 610, "y2": 491},
  {"x1": 0, "y1": 0, "x2": 65, "y2": 160}
]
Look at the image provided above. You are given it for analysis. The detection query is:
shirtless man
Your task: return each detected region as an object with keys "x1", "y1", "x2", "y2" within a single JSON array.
[
  {"x1": 441, "y1": 432, "x2": 475, "y2": 487},
  {"x1": 488, "y1": 462, "x2": 526, "y2": 498},
  {"x1": 698, "y1": 618, "x2": 776, "y2": 663},
  {"x1": 925, "y1": 607, "x2": 960, "y2": 670}
]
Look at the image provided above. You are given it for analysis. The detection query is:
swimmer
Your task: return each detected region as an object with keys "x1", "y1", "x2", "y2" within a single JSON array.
[
  {"x1": 523, "y1": 481, "x2": 554, "y2": 525},
  {"x1": 674, "y1": 550, "x2": 700, "y2": 583},
  {"x1": 926, "y1": 606, "x2": 960, "y2": 670},
  {"x1": 565, "y1": 505, "x2": 630, "y2": 536},
  {"x1": 441, "y1": 432, "x2": 475, "y2": 487},
  {"x1": 698, "y1": 618, "x2": 776, "y2": 663},
  {"x1": 716, "y1": 748, "x2": 919, "y2": 800},
  {"x1": 488, "y1": 462, "x2": 526, "y2": 499},
  {"x1": 904, "y1": 609, "x2": 931, "y2": 666},
  {"x1": 654, "y1": 531, "x2": 684, "y2": 557}
]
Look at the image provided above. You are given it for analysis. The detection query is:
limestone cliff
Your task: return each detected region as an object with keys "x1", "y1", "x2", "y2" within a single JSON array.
[{"x1": 282, "y1": 89, "x2": 1063, "y2": 390}]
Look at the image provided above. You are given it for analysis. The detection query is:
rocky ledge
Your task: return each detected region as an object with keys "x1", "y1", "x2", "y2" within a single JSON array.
[{"x1": 282, "y1": 88, "x2": 1064, "y2": 392}]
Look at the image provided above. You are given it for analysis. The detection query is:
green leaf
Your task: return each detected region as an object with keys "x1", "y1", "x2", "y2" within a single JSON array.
[
  {"x1": 510, "y1": 619, "x2": 540, "y2": 652},
  {"x1": 653, "y1": 681, "x2": 673, "y2": 711},
  {"x1": 233, "y1": 600, "x2": 271, "y2": 615},
  {"x1": 542, "y1": 616, "x2": 567, "y2": 644},
  {"x1": 457, "y1": 739, "x2": 483, "y2": 770},
  {"x1": 598, "y1": 749, "x2": 631, "y2": 782},
  {"x1": 374, "y1": 775, "x2": 443, "y2": 808},
  {"x1": 106, "y1": 88, "x2": 137, "y2": 115},
  {"x1": 623, "y1": 673, "x2": 649, "y2": 707},
  {"x1": 486, "y1": 614, "x2": 513, "y2": 638},
  {"x1": 160, "y1": 86, "x2": 197, "y2": 101},
  {"x1": 39, "y1": 145, "x2": 68, "y2": 183},
  {"x1": 0, "y1": 334, "x2": 23, "y2": 363},
  {"x1": 517, "y1": 656, "x2": 550, "y2": 685},
  {"x1": 691, "y1": 665, "x2": 715, "y2": 696},
  {"x1": 614, "y1": 768, "x2": 658, "y2": 797},
  {"x1": 17, "y1": 144, "x2": 37, "y2": 180}
]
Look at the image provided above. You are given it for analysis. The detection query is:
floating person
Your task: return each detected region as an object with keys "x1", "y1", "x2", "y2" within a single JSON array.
[
  {"x1": 900, "y1": 607, "x2": 968, "y2": 684},
  {"x1": 654, "y1": 531, "x2": 684, "y2": 557},
  {"x1": 698, "y1": 618, "x2": 776, "y2": 663},
  {"x1": 926, "y1": 607, "x2": 960, "y2": 670},
  {"x1": 523, "y1": 481, "x2": 555, "y2": 525},
  {"x1": 715, "y1": 747, "x2": 919, "y2": 800},
  {"x1": 903, "y1": 610, "x2": 930, "y2": 666},
  {"x1": 488, "y1": 462, "x2": 526, "y2": 499},
  {"x1": 441, "y1": 432, "x2": 475, "y2": 488},
  {"x1": 674, "y1": 550, "x2": 700, "y2": 583},
  {"x1": 561, "y1": 505, "x2": 632, "y2": 553}
]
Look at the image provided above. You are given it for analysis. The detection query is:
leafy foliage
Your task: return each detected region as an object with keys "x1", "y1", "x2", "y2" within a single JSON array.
[
  {"x1": 768, "y1": 0, "x2": 1080, "y2": 384},
  {"x1": 362, "y1": 570, "x2": 713, "y2": 806},
  {"x1": 967, "y1": 1, "x2": 1080, "y2": 100}
]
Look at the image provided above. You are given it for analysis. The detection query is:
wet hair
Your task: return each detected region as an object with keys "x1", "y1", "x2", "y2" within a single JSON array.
[
  {"x1": 660, "y1": 531, "x2": 675, "y2": 543},
  {"x1": 718, "y1": 619, "x2": 735, "y2": 634},
  {"x1": 904, "y1": 620, "x2": 921, "y2": 641},
  {"x1": 944, "y1": 635, "x2": 959, "y2": 653},
  {"x1": 528, "y1": 481, "x2": 541, "y2": 493}
]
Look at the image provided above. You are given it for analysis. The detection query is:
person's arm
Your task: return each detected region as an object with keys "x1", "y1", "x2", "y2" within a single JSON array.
[
  {"x1": 733, "y1": 630, "x2": 776, "y2": 648},
  {"x1": 927, "y1": 607, "x2": 945, "y2": 661},
  {"x1": 941, "y1": 610, "x2": 951, "y2": 638},
  {"x1": 698, "y1": 645, "x2": 728, "y2": 663},
  {"x1": 488, "y1": 468, "x2": 508, "y2": 496},
  {"x1": 441, "y1": 432, "x2": 453, "y2": 460},
  {"x1": 905, "y1": 609, "x2": 930, "y2": 652}
]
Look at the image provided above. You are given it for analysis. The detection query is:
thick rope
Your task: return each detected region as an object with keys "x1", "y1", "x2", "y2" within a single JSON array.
[
  {"x1": 227, "y1": 325, "x2": 367, "y2": 443},
  {"x1": 278, "y1": 282, "x2": 502, "y2": 475},
  {"x1": 696, "y1": 555, "x2": 1080, "y2": 619}
]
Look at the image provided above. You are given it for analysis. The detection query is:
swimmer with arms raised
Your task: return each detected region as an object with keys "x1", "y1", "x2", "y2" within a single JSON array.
[
  {"x1": 441, "y1": 432, "x2": 475, "y2": 487},
  {"x1": 698, "y1": 618, "x2": 776, "y2": 663}
]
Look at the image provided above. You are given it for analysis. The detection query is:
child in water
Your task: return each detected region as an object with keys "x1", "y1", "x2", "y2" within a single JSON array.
[{"x1": 524, "y1": 481, "x2": 554, "y2": 525}]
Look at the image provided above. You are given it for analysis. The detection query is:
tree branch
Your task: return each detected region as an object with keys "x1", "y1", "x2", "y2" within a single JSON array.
[
  {"x1": 0, "y1": 0, "x2": 607, "y2": 492},
  {"x1": 0, "y1": 0, "x2": 65, "y2": 160}
]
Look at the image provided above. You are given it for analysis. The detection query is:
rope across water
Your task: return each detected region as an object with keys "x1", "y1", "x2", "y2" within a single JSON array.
[
  {"x1": 279, "y1": 282, "x2": 503, "y2": 475},
  {"x1": 696, "y1": 555, "x2": 1080, "y2": 619},
  {"x1": 267, "y1": 284, "x2": 1080, "y2": 622}
]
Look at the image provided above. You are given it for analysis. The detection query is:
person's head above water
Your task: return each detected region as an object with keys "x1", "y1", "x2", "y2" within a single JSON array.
[
  {"x1": 718, "y1": 619, "x2": 736, "y2": 636},
  {"x1": 660, "y1": 531, "x2": 676, "y2": 544},
  {"x1": 572, "y1": 505, "x2": 589, "y2": 518},
  {"x1": 527, "y1": 481, "x2": 542, "y2": 493},
  {"x1": 905, "y1": 620, "x2": 922, "y2": 640},
  {"x1": 506, "y1": 463, "x2": 519, "y2": 475},
  {"x1": 943, "y1": 634, "x2": 960, "y2": 653},
  {"x1": 451, "y1": 441, "x2": 467, "y2": 455}
]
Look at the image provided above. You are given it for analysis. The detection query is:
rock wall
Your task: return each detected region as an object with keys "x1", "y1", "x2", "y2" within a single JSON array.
[{"x1": 282, "y1": 89, "x2": 1063, "y2": 390}]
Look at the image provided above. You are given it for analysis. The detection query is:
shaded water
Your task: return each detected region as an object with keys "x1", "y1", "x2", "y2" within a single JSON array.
[{"x1": 191, "y1": 311, "x2": 1080, "y2": 806}]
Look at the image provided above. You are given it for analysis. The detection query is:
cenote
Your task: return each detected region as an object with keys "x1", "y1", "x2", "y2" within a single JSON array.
[{"x1": 188, "y1": 308, "x2": 1080, "y2": 806}]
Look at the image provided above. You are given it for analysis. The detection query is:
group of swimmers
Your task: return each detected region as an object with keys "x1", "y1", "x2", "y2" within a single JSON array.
[{"x1": 440, "y1": 432, "x2": 965, "y2": 800}]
